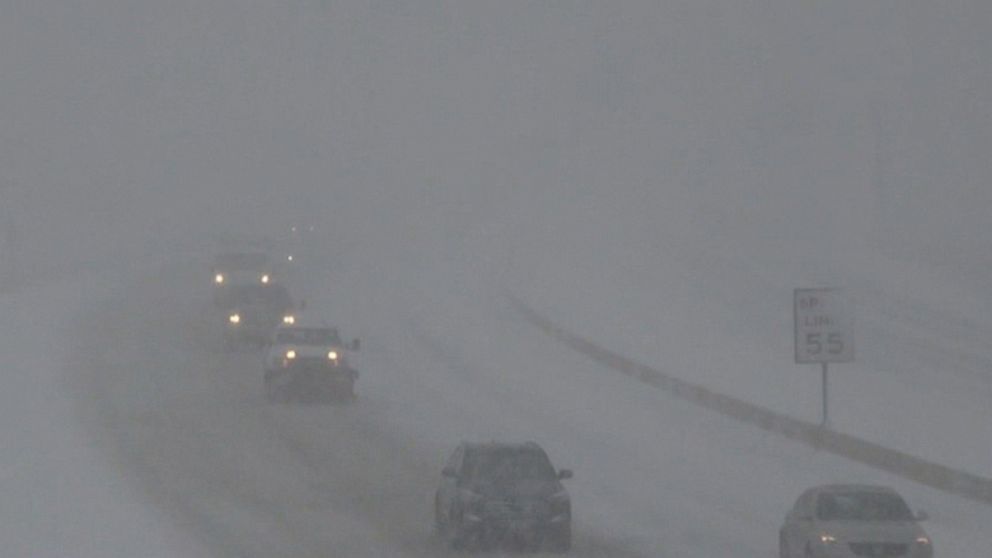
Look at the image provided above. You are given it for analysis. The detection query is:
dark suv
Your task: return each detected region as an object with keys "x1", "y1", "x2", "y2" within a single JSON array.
[{"x1": 434, "y1": 442, "x2": 572, "y2": 552}]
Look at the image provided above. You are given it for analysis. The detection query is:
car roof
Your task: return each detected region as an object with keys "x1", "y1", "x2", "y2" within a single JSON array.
[
  {"x1": 463, "y1": 441, "x2": 546, "y2": 454},
  {"x1": 813, "y1": 484, "x2": 900, "y2": 494}
]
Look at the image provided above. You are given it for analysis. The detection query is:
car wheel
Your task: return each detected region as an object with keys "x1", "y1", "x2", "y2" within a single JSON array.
[
  {"x1": 433, "y1": 496, "x2": 446, "y2": 536},
  {"x1": 547, "y1": 523, "x2": 572, "y2": 553},
  {"x1": 266, "y1": 379, "x2": 287, "y2": 404},
  {"x1": 447, "y1": 510, "x2": 468, "y2": 550},
  {"x1": 264, "y1": 374, "x2": 276, "y2": 403},
  {"x1": 333, "y1": 380, "x2": 356, "y2": 404},
  {"x1": 448, "y1": 528, "x2": 465, "y2": 551},
  {"x1": 548, "y1": 536, "x2": 571, "y2": 553}
]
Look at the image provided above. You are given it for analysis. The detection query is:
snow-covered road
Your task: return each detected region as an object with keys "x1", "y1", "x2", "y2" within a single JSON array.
[{"x1": 24, "y1": 249, "x2": 988, "y2": 557}]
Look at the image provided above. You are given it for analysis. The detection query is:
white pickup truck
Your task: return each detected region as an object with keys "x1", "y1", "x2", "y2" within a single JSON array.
[{"x1": 263, "y1": 322, "x2": 360, "y2": 404}]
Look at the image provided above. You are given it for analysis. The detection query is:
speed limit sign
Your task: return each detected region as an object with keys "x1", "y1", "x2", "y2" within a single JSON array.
[{"x1": 794, "y1": 288, "x2": 854, "y2": 364}]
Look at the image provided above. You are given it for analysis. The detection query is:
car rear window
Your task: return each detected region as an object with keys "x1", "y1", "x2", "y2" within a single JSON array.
[{"x1": 463, "y1": 448, "x2": 557, "y2": 482}]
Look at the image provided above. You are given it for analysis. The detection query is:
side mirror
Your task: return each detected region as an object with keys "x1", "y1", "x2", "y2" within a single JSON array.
[
  {"x1": 558, "y1": 469, "x2": 573, "y2": 480},
  {"x1": 441, "y1": 466, "x2": 458, "y2": 478},
  {"x1": 350, "y1": 339, "x2": 360, "y2": 351},
  {"x1": 914, "y1": 510, "x2": 929, "y2": 521}
]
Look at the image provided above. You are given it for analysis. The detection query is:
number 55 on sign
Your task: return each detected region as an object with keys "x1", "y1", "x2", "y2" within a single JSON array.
[{"x1": 794, "y1": 288, "x2": 854, "y2": 364}]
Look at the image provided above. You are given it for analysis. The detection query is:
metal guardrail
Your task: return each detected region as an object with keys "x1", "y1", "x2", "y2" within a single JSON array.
[{"x1": 509, "y1": 296, "x2": 992, "y2": 506}]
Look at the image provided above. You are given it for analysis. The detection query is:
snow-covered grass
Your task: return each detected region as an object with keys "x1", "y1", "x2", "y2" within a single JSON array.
[{"x1": 507, "y1": 234, "x2": 992, "y2": 479}]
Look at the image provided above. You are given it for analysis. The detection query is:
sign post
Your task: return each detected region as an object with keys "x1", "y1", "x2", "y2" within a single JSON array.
[
  {"x1": 821, "y1": 361, "x2": 829, "y2": 426},
  {"x1": 795, "y1": 288, "x2": 854, "y2": 427}
]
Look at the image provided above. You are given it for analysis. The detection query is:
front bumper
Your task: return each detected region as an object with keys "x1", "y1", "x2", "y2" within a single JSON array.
[
  {"x1": 266, "y1": 365, "x2": 357, "y2": 400},
  {"x1": 460, "y1": 509, "x2": 570, "y2": 548},
  {"x1": 810, "y1": 541, "x2": 932, "y2": 558}
]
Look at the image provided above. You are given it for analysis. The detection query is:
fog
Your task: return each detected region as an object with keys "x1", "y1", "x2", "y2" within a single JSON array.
[
  {"x1": 2, "y1": 2, "x2": 991, "y2": 557},
  {"x1": 8, "y1": 2, "x2": 990, "y2": 275}
]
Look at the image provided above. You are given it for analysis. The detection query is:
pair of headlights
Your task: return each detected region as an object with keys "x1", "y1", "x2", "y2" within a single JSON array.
[
  {"x1": 215, "y1": 274, "x2": 271, "y2": 284},
  {"x1": 284, "y1": 350, "x2": 338, "y2": 360},
  {"x1": 228, "y1": 314, "x2": 294, "y2": 325}
]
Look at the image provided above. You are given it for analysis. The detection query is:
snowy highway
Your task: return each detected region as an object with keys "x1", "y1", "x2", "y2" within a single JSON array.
[
  {"x1": 3, "y1": 2, "x2": 992, "y2": 557},
  {"x1": 20, "y1": 248, "x2": 984, "y2": 557}
]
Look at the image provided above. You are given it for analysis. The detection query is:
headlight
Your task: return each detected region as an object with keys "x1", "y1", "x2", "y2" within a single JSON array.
[
  {"x1": 261, "y1": 274, "x2": 270, "y2": 284},
  {"x1": 215, "y1": 274, "x2": 225, "y2": 284},
  {"x1": 819, "y1": 534, "x2": 837, "y2": 544},
  {"x1": 283, "y1": 315, "x2": 295, "y2": 325},
  {"x1": 328, "y1": 350, "x2": 338, "y2": 361},
  {"x1": 287, "y1": 255, "x2": 294, "y2": 262},
  {"x1": 285, "y1": 349, "x2": 296, "y2": 360},
  {"x1": 916, "y1": 537, "x2": 931, "y2": 545},
  {"x1": 228, "y1": 314, "x2": 240, "y2": 324}
]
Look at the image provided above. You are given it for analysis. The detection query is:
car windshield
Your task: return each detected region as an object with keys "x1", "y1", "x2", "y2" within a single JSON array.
[
  {"x1": 816, "y1": 492, "x2": 914, "y2": 521},
  {"x1": 463, "y1": 448, "x2": 557, "y2": 484},
  {"x1": 275, "y1": 328, "x2": 341, "y2": 346},
  {"x1": 214, "y1": 253, "x2": 269, "y2": 270}
]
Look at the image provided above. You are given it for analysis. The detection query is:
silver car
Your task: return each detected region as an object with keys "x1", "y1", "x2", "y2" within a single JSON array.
[{"x1": 779, "y1": 485, "x2": 932, "y2": 558}]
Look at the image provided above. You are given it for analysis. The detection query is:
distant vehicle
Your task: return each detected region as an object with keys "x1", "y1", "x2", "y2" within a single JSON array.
[
  {"x1": 780, "y1": 484, "x2": 932, "y2": 558},
  {"x1": 211, "y1": 252, "x2": 274, "y2": 301},
  {"x1": 288, "y1": 224, "x2": 317, "y2": 240},
  {"x1": 435, "y1": 441, "x2": 572, "y2": 553},
  {"x1": 263, "y1": 323, "x2": 359, "y2": 403},
  {"x1": 282, "y1": 224, "x2": 318, "y2": 269},
  {"x1": 218, "y1": 284, "x2": 297, "y2": 348}
]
